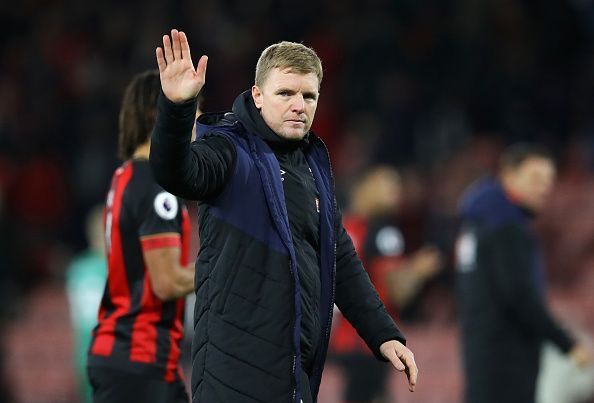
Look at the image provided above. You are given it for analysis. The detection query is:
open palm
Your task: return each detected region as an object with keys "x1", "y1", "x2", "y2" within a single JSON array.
[{"x1": 156, "y1": 29, "x2": 207, "y2": 103}]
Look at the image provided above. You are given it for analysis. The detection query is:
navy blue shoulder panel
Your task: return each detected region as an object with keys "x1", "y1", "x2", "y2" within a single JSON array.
[
  {"x1": 197, "y1": 122, "x2": 287, "y2": 254},
  {"x1": 459, "y1": 177, "x2": 529, "y2": 231}
]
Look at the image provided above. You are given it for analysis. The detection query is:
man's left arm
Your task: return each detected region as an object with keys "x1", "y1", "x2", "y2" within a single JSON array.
[{"x1": 334, "y1": 213, "x2": 418, "y2": 391}]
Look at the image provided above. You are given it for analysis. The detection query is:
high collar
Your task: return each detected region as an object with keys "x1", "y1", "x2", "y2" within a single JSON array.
[
  {"x1": 232, "y1": 90, "x2": 311, "y2": 151},
  {"x1": 502, "y1": 185, "x2": 536, "y2": 219},
  {"x1": 459, "y1": 177, "x2": 535, "y2": 224}
]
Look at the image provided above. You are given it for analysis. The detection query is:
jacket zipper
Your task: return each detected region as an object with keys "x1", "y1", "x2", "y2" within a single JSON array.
[
  {"x1": 292, "y1": 352, "x2": 297, "y2": 402},
  {"x1": 246, "y1": 131, "x2": 301, "y2": 403},
  {"x1": 322, "y1": 136, "x2": 337, "y2": 356},
  {"x1": 291, "y1": 257, "x2": 297, "y2": 402},
  {"x1": 307, "y1": 136, "x2": 338, "y2": 398}
]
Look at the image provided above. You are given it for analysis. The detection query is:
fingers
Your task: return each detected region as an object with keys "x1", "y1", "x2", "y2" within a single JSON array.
[
  {"x1": 180, "y1": 31, "x2": 192, "y2": 61},
  {"x1": 379, "y1": 341, "x2": 418, "y2": 392},
  {"x1": 156, "y1": 47, "x2": 167, "y2": 73},
  {"x1": 171, "y1": 29, "x2": 182, "y2": 60},
  {"x1": 163, "y1": 34, "x2": 173, "y2": 65},
  {"x1": 385, "y1": 347, "x2": 406, "y2": 372},
  {"x1": 400, "y1": 352, "x2": 418, "y2": 392},
  {"x1": 158, "y1": 29, "x2": 205, "y2": 86}
]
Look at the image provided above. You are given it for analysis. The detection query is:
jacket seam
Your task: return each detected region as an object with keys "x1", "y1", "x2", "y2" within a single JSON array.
[
  {"x1": 208, "y1": 340, "x2": 285, "y2": 381},
  {"x1": 205, "y1": 368, "x2": 268, "y2": 403}
]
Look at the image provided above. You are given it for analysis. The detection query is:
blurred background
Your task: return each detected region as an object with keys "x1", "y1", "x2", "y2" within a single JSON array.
[{"x1": 1, "y1": 0, "x2": 594, "y2": 402}]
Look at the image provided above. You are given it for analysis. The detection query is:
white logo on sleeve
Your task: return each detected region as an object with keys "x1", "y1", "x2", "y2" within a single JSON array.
[
  {"x1": 375, "y1": 226, "x2": 405, "y2": 256},
  {"x1": 456, "y1": 231, "x2": 477, "y2": 272},
  {"x1": 154, "y1": 192, "x2": 178, "y2": 220}
]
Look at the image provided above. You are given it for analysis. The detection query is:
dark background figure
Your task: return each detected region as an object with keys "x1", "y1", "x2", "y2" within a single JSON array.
[{"x1": 455, "y1": 144, "x2": 593, "y2": 403}]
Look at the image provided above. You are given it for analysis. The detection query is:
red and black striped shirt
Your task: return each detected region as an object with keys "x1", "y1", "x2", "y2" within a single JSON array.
[{"x1": 88, "y1": 160, "x2": 191, "y2": 382}]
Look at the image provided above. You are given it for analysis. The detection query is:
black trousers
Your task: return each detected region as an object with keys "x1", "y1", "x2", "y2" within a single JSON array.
[{"x1": 88, "y1": 367, "x2": 189, "y2": 403}]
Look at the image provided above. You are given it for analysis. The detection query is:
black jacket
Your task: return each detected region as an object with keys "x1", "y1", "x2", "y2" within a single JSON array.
[
  {"x1": 456, "y1": 178, "x2": 574, "y2": 403},
  {"x1": 233, "y1": 92, "x2": 324, "y2": 371},
  {"x1": 150, "y1": 91, "x2": 405, "y2": 403}
]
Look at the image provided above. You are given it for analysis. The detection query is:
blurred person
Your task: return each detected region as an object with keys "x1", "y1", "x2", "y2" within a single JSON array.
[
  {"x1": 150, "y1": 29, "x2": 417, "y2": 403},
  {"x1": 455, "y1": 143, "x2": 593, "y2": 403},
  {"x1": 65, "y1": 205, "x2": 108, "y2": 403},
  {"x1": 329, "y1": 166, "x2": 442, "y2": 403},
  {"x1": 87, "y1": 70, "x2": 195, "y2": 403}
]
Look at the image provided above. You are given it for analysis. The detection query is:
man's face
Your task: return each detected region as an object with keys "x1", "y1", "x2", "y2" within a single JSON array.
[
  {"x1": 503, "y1": 157, "x2": 556, "y2": 212},
  {"x1": 252, "y1": 67, "x2": 319, "y2": 140},
  {"x1": 368, "y1": 170, "x2": 402, "y2": 214}
]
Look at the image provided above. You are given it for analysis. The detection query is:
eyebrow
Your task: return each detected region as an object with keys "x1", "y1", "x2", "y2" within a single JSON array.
[{"x1": 275, "y1": 88, "x2": 318, "y2": 99}]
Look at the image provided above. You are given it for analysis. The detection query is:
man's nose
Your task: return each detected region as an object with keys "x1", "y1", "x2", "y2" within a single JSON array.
[{"x1": 291, "y1": 94, "x2": 305, "y2": 112}]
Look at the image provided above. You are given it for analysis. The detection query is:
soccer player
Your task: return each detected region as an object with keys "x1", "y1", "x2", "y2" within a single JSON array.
[{"x1": 87, "y1": 70, "x2": 195, "y2": 403}]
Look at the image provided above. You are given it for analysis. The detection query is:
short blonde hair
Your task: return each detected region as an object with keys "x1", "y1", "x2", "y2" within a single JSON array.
[{"x1": 255, "y1": 41, "x2": 323, "y2": 88}]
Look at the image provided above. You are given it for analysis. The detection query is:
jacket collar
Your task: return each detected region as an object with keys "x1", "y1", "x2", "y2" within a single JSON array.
[{"x1": 232, "y1": 90, "x2": 311, "y2": 150}]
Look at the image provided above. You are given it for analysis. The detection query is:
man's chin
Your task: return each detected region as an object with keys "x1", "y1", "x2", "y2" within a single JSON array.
[{"x1": 277, "y1": 130, "x2": 307, "y2": 141}]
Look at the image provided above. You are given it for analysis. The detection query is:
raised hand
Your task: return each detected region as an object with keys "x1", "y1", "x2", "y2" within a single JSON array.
[{"x1": 156, "y1": 29, "x2": 207, "y2": 103}]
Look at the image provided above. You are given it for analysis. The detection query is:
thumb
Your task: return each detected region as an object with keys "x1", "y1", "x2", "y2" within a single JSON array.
[{"x1": 196, "y1": 55, "x2": 208, "y2": 81}]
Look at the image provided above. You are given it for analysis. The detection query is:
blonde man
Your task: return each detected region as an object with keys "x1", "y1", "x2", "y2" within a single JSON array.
[{"x1": 150, "y1": 30, "x2": 418, "y2": 403}]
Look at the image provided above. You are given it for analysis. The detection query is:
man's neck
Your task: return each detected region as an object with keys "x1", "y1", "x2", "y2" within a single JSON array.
[{"x1": 132, "y1": 142, "x2": 150, "y2": 160}]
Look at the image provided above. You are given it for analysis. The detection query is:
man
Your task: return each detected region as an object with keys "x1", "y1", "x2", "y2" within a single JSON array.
[
  {"x1": 87, "y1": 70, "x2": 195, "y2": 403},
  {"x1": 330, "y1": 166, "x2": 441, "y2": 403},
  {"x1": 455, "y1": 144, "x2": 592, "y2": 403},
  {"x1": 150, "y1": 29, "x2": 418, "y2": 403}
]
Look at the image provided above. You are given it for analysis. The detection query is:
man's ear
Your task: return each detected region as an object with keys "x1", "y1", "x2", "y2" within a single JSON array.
[{"x1": 252, "y1": 85, "x2": 263, "y2": 109}]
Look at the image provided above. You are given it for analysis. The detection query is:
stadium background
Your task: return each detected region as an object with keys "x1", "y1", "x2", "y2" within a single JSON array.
[{"x1": 1, "y1": 0, "x2": 594, "y2": 402}]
